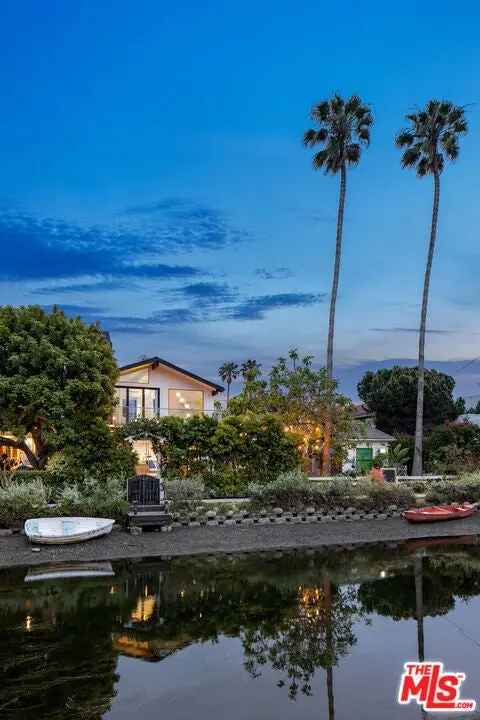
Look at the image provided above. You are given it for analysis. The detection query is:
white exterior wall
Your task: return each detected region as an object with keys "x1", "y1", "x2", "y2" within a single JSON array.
[
  {"x1": 116, "y1": 364, "x2": 220, "y2": 415},
  {"x1": 342, "y1": 440, "x2": 391, "y2": 473},
  {"x1": 116, "y1": 363, "x2": 221, "y2": 467}
]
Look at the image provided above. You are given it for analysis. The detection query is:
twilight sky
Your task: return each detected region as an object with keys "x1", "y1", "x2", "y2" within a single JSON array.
[{"x1": 2, "y1": 1, "x2": 480, "y2": 400}]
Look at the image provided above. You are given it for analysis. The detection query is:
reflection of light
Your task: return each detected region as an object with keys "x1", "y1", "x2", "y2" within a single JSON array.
[
  {"x1": 180, "y1": 590, "x2": 185, "y2": 598},
  {"x1": 185, "y1": 403, "x2": 191, "y2": 409},
  {"x1": 176, "y1": 392, "x2": 181, "y2": 398},
  {"x1": 131, "y1": 595, "x2": 156, "y2": 622},
  {"x1": 380, "y1": 571, "x2": 387, "y2": 579},
  {"x1": 297, "y1": 586, "x2": 326, "y2": 620},
  {"x1": 25, "y1": 615, "x2": 32, "y2": 631}
]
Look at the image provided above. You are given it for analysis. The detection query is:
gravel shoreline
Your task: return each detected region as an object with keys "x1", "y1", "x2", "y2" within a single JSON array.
[{"x1": 1, "y1": 514, "x2": 480, "y2": 569}]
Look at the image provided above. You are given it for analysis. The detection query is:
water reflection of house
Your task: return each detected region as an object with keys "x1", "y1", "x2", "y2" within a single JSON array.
[
  {"x1": 113, "y1": 634, "x2": 192, "y2": 662},
  {"x1": 113, "y1": 567, "x2": 194, "y2": 663}
]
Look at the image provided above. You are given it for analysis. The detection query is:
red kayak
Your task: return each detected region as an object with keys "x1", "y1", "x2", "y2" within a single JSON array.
[{"x1": 402, "y1": 503, "x2": 477, "y2": 524}]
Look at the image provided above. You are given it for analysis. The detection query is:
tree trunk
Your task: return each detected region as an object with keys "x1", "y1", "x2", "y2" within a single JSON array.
[
  {"x1": 0, "y1": 435, "x2": 40, "y2": 468},
  {"x1": 323, "y1": 164, "x2": 347, "y2": 476},
  {"x1": 327, "y1": 164, "x2": 346, "y2": 379},
  {"x1": 412, "y1": 171, "x2": 440, "y2": 476},
  {"x1": 226, "y1": 382, "x2": 230, "y2": 405}
]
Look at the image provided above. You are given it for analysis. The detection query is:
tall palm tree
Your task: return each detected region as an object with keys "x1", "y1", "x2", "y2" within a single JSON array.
[
  {"x1": 240, "y1": 359, "x2": 261, "y2": 382},
  {"x1": 304, "y1": 94, "x2": 373, "y2": 474},
  {"x1": 396, "y1": 101, "x2": 467, "y2": 475},
  {"x1": 218, "y1": 361, "x2": 239, "y2": 404}
]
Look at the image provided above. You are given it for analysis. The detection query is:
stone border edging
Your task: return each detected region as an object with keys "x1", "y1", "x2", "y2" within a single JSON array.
[{"x1": 166, "y1": 504, "x2": 406, "y2": 530}]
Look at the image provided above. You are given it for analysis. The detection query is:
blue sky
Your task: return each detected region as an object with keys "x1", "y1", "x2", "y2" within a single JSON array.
[{"x1": 2, "y1": 1, "x2": 480, "y2": 399}]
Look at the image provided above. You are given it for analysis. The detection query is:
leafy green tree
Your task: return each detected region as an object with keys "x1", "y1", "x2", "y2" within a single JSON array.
[
  {"x1": 0, "y1": 306, "x2": 119, "y2": 468},
  {"x1": 218, "y1": 361, "x2": 239, "y2": 404},
  {"x1": 424, "y1": 422, "x2": 480, "y2": 474},
  {"x1": 357, "y1": 366, "x2": 462, "y2": 436},
  {"x1": 120, "y1": 413, "x2": 300, "y2": 493},
  {"x1": 396, "y1": 100, "x2": 468, "y2": 474},
  {"x1": 304, "y1": 94, "x2": 373, "y2": 474},
  {"x1": 229, "y1": 351, "x2": 354, "y2": 474}
]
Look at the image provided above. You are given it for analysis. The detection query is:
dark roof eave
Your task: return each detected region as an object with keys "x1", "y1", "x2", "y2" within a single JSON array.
[{"x1": 119, "y1": 356, "x2": 224, "y2": 394}]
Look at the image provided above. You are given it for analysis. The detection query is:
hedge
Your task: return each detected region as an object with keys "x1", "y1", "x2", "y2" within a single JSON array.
[{"x1": 248, "y1": 471, "x2": 415, "y2": 512}]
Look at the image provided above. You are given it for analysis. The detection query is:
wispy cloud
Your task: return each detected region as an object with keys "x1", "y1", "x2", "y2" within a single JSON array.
[
  {"x1": 226, "y1": 292, "x2": 326, "y2": 320},
  {"x1": 369, "y1": 327, "x2": 454, "y2": 335},
  {"x1": 122, "y1": 197, "x2": 249, "y2": 251},
  {"x1": 164, "y1": 281, "x2": 238, "y2": 306},
  {"x1": 32, "y1": 279, "x2": 135, "y2": 295},
  {"x1": 0, "y1": 200, "x2": 247, "y2": 282},
  {"x1": 46, "y1": 290, "x2": 326, "y2": 335},
  {"x1": 255, "y1": 267, "x2": 293, "y2": 280}
]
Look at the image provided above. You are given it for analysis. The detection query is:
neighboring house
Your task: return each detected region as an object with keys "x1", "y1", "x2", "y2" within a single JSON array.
[
  {"x1": 457, "y1": 413, "x2": 480, "y2": 427},
  {"x1": 342, "y1": 404, "x2": 395, "y2": 474},
  {"x1": 0, "y1": 355, "x2": 223, "y2": 470},
  {"x1": 111, "y1": 356, "x2": 224, "y2": 472}
]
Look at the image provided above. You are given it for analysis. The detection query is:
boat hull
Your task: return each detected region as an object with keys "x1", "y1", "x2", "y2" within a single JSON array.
[
  {"x1": 24, "y1": 517, "x2": 115, "y2": 544},
  {"x1": 402, "y1": 504, "x2": 476, "y2": 524}
]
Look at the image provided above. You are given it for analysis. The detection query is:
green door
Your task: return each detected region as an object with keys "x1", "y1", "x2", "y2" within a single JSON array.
[{"x1": 356, "y1": 447, "x2": 373, "y2": 473}]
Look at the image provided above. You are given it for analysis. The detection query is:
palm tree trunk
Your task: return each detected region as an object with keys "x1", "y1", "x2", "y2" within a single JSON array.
[
  {"x1": 323, "y1": 163, "x2": 347, "y2": 476},
  {"x1": 412, "y1": 171, "x2": 440, "y2": 476},
  {"x1": 226, "y1": 381, "x2": 230, "y2": 405}
]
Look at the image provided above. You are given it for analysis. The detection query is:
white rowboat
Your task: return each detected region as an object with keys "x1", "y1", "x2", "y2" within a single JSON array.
[{"x1": 24, "y1": 517, "x2": 115, "y2": 545}]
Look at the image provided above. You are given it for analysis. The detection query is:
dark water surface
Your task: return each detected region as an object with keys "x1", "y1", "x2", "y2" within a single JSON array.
[{"x1": 2, "y1": 539, "x2": 480, "y2": 719}]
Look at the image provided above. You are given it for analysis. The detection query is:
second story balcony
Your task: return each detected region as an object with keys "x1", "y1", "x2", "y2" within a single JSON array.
[{"x1": 111, "y1": 405, "x2": 215, "y2": 426}]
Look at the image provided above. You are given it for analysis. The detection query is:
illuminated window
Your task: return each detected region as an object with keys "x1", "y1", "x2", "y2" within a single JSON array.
[
  {"x1": 168, "y1": 389, "x2": 203, "y2": 417},
  {"x1": 119, "y1": 367, "x2": 149, "y2": 383}
]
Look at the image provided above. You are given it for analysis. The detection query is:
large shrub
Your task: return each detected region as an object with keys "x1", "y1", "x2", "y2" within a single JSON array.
[
  {"x1": 423, "y1": 423, "x2": 480, "y2": 474},
  {"x1": 425, "y1": 472, "x2": 480, "y2": 504},
  {"x1": 122, "y1": 413, "x2": 301, "y2": 495},
  {"x1": 248, "y1": 474, "x2": 415, "y2": 512},
  {"x1": 165, "y1": 476, "x2": 205, "y2": 514},
  {"x1": 56, "y1": 476, "x2": 128, "y2": 519},
  {"x1": 0, "y1": 479, "x2": 49, "y2": 527}
]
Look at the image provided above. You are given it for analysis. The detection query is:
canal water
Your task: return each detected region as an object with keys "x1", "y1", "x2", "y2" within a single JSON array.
[{"x1": 1, "y1": 540, "x2": 480, "y2": 719}]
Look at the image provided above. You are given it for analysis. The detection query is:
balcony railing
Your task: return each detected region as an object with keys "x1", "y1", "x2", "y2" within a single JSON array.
[{"x1": 110, "y1": 405, "x2": 215, "y2": 426}]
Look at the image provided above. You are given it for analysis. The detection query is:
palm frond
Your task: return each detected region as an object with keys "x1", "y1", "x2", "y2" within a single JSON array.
[
  {"x1": 304, "y1": 93, "x2": 372, "y2": 174},
  {"x1": 395, "y1": 130, "x2": 414, "y2": 148},
  {"x1": 416, "y1": 157, "x2": 431, "y2": 177},
  {"x1": 303, "y1": 128, "x2": 328, "y2": 147},
  {"x1": 397, "y1": 98, "x2": 468, "y2": 176},
  {"x1": 401, "y1": 146, "x2": 422, "y2": 168},
  {"x1": 442, "y1": 134, "x2": 459, "y2": 160},
  {"x1": 312, "y1": 149, "x2": 330, "y2": 170},
  {"x1": 310, "y1": 101, "x2": 330, "y2": 123},
  {"x1": 345, "y1": 143, "x2": 361, "y2": 165}
]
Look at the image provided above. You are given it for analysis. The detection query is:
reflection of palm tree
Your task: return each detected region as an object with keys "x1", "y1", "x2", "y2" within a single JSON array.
[
  {"x1": 324, "y1": 576, "x2": 335, "y2": 720},
  {"x1": 414, "y1": 553, "x2": 427, "y2": 720},
  {"x1": 414, "y1": 554, "x2": 425, "y2": 662}
]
